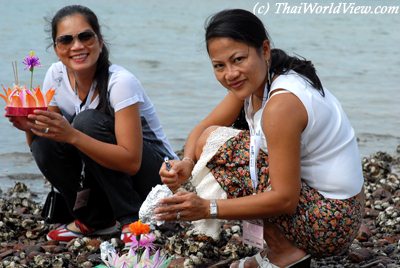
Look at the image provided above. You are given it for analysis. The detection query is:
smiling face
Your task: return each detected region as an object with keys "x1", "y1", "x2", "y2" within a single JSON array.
[
  {"x1": 54, "y1": 14, "x2": 102, "y2": 75},
  {"x1": 208, "y1": 37, "x2": 270, "y2": 100}
]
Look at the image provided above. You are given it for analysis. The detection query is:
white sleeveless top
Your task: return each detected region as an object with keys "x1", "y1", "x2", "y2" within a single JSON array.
[{"x1": 245, "y1": 70, "x2": 363, "y2": 199}]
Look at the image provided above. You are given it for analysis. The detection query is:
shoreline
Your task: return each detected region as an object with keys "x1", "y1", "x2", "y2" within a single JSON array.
[{"x1": 0, "y1": 148, "x2": 399, "y2": 267}]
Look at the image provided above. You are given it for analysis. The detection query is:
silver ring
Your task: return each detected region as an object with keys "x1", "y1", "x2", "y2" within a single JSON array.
[
  {"x1": 176, "y1": 211, "x2": 181, "y2": 221},
  {"x1": 44, "y1": 127, "x2": 50, "y2": 134}
]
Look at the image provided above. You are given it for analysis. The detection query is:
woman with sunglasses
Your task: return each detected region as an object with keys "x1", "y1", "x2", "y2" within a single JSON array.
[
  {"x1": 156, "y1": 9, "x2": 364, "y2": 267},
  {"x1": 10, "y1": 5, "x2": 177, "y2": 244}
]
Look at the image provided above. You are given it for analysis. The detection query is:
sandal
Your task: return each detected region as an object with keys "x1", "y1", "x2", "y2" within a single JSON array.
[
  {"x1": 237, "y1": 253, "x2": 278, "y2": 268},
  {"x1": 46, "y1": 220, "x2": 119, "y2": 242},
  {"x1": 234, "y1": 252, "x2": 311, "y2": 268},
  {"x1": 120, "y1": 223, "x2": 134, "y2": 246}
]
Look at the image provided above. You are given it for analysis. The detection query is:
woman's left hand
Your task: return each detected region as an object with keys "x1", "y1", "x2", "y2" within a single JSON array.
[
  {"x1": 27, "y1": 109, "x2": 77, "y2": 143},
  {"x1": 154, "y1": 191, "x2": 209, "y2": 222}
]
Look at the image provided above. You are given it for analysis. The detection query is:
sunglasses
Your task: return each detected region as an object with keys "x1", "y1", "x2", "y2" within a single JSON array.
[{"x1": 55, "y1": 31, "x2": 97, "y2": 50}]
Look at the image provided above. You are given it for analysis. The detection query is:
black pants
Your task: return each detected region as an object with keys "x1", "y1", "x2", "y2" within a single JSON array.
[{"x1": 31, "y1": 109, "x2": 165, "y2": 229}]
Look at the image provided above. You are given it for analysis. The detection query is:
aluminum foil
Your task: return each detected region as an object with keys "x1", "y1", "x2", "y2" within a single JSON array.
[
  {"x1": 100, "y1": 241, "x2": 116, "y2": 263},
  {"x1": 139, "y1": 184, "x2": 173, "y2": 226}
]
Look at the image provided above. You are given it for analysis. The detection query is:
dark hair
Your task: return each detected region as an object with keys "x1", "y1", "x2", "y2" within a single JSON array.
[
  {"x1": 205, "y1": 9, "x2": 324, "y2": 96},
  {"x1": 49, "y1": 5, "x2": 111, "y2": 112}
]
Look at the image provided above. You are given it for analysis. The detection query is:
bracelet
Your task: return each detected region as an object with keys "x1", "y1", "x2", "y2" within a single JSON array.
[{"x1": 182, "y1": 157, "x2": 195, "y2": 167}]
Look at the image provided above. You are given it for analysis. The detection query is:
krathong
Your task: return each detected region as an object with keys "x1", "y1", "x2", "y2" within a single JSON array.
[
  {"x1": 1, "y1": 51, "x2": 55, "y2": 116},
  {"x1": 98, "y1": 220, "x2": 172, "y2": 268}
]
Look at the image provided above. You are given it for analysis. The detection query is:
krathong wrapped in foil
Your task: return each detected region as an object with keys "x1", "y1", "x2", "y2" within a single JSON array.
[{"x1": 139, "y1": 184, "x2": 173, "y2": 226}]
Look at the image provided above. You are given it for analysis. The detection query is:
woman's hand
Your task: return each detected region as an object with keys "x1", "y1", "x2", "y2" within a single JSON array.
[
  {"x1": 154, "y1": 191, "x2": 209, "y2": 221},
  {"x1": 7, "y1": 115, "x2": 33, "y2": 132},
  {"x1": 27, "y1": 109, "x2": 78, "y2": 143},
  {"x1": 159, "y1": 159, "x2": 194, "y2": 192}
]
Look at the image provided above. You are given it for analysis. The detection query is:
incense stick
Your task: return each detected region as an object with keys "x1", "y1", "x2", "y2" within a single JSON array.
[
  {"x1": 15, "y1": 61, "x2": 19, "y2": 85},
  {"x1": 12, "y1": 61, "x2": 19, "y2": 85},
  {"x1": 12, "y1": 62, "x2": 16, "y2": 84}
]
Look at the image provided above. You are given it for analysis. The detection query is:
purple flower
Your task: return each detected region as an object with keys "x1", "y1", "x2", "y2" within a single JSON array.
[
  {"x1": 23, "y1": 50, "x2": 41, "y2": 72},
  {"x1": 23, "y1": 50, "x2": 41, "y2": 90}
]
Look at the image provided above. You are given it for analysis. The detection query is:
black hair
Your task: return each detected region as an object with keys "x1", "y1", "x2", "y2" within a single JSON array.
[
  {"x1": 205, "y1": 9, "x2": 324, "y2": 96},
  {"x1": 48, "y1": 5, "x2": 111, "y2": 112}
]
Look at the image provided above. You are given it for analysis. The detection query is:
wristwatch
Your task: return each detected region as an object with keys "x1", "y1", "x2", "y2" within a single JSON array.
[{"x1": 209, "y1": 199, "x2": 218, "y2": 219}]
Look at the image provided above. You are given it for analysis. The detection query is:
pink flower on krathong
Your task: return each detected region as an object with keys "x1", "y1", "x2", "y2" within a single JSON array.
[
  {"x1": 130, "y1": 233, "x2": 156, "y2": 251},
  {"x1": 23, "y1": 50, "x2": 41, "y2": 71}
]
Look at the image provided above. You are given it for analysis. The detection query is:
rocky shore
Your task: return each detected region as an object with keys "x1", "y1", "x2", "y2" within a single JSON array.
[{"x1": 1, "y1": 149, "x2": 399, "y2": 267}]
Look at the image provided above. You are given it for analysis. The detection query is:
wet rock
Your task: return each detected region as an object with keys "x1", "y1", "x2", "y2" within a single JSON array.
[
  {"x1": 0, "y1": 249, "x2": 13, "y2": 260},
  {"x1": 348, "y1": 248, "x2": 373, "y2": 263},
  {"x1": 168, "y1": 257, "x2": 185, "y2": 267},
  {"x1": 384, "y1": 244, "x2": 397, "y2": 255},
  {"x1": 364, "y1": 207, "x2": 380, "y2": 218},
  {"x1": 24, "y1": 245, "x2": 44, "y2": 255},
  {"x1": 356, "y1": 223, "x2": 372, "y2": 242},
  {"x1": 40, "y1": 244, "x2": 58, "y2": 253}
]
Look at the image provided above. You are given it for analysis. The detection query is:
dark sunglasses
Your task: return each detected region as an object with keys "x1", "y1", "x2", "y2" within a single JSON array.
[{"x1": 55, "y1": 31, "x2": 97, "y2": 50}]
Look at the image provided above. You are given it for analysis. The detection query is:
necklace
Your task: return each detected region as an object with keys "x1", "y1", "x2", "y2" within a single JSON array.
[{"x1": 73, "y1": 79, "x2": 96, "y2": 115}]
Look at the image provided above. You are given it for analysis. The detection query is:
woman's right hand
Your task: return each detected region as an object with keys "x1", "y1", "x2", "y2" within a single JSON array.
[{"x1": 159, "y1": 159, "x2": 194, "y2": 192}]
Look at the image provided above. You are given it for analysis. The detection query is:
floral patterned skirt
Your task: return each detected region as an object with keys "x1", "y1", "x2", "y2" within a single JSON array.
[
  {"x1": 206, "y1": 128, "x2": 363, "y2": 257},
  {"x1": 206, "y1": 130, "x2": 270, "y2": 197}
]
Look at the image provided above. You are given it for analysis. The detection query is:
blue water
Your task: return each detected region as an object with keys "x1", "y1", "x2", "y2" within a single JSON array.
[{"x1": 1, "y1": 0, "x2": 399, "y2": 198}]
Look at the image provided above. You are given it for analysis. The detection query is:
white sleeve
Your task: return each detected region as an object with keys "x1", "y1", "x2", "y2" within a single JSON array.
[{"x1": 108, "y1": 71, "x2": 145, "y2": 112}]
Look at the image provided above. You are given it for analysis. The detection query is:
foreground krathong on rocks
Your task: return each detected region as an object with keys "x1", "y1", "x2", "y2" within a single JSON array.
[{"x1": 0, "y1": 149, "x2": 399, "y2": 267}]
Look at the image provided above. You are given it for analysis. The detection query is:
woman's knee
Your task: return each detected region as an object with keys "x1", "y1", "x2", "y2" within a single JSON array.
[
  {"x1": 31, "y1": 136, "x2": 60, "y2": 166},
  {"x1": 30, "y1": 137, "x2": 81, "y2": 180},
  {"x1": 73, "y1": 110, "x2": 101, "y2": 134},
  {"x1": 195, "y1": 125, "x2": 220, "y2": 159},
  {"x1": 72, "y1": 110, "x2": 115, "y2": 142}
]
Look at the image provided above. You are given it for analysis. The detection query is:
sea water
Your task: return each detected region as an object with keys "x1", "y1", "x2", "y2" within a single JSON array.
[{"x1": 0, "y1": 0, "x2": 399, "y2": 198}]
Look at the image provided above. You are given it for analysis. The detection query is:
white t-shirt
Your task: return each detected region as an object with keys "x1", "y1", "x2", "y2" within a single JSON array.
[
  {"x1": 245, "y1": 70, "x2": 364, "y2": 199},
  {"x1": 43, "y1": 62, "x2": 177, "y2": 159}
]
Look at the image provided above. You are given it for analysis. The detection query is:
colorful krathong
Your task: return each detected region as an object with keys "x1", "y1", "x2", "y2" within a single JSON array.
[
  {"x1": 98, "y1": 220, "x2": 172, "y2": 268},
  {"x1": 1, "y1": 51, "x2": 55, "y2": 116}
]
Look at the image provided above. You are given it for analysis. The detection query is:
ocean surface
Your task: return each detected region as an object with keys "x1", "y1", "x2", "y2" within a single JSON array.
[{"x1": 0, "y1": 0, "x2": 399, "y2": 200}]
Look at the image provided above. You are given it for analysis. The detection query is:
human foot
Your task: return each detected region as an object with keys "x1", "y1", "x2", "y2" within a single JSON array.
[
  {"x1": 46, "y1": 220, "x2": 118, "y2": 242},
  {"x1": 230, "y1": 251, "x2": 311, "y2": 268}
]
